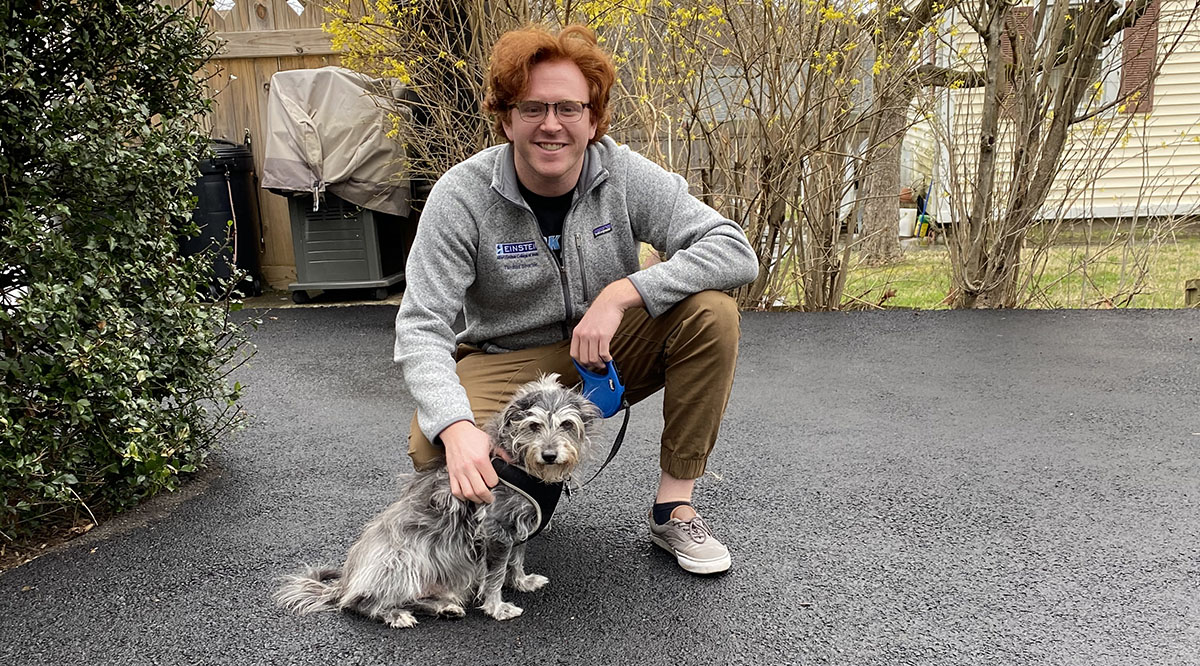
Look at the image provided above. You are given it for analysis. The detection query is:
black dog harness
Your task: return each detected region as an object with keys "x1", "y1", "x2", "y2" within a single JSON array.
[{"x1": 491, "y1": 459, "x2": 563, "y2": 542}]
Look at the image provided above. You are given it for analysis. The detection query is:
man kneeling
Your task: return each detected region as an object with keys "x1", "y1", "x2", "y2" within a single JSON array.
[{"x1": 393, "y1": 24, "x2": 759, "y2": 575}]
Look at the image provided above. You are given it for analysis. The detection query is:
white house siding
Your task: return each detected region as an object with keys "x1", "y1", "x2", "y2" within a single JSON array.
[
  {"x1": 902, "y1": 119, "x2": 938, "y2": 191},
  {"x1": 932, "y1": 0, "x2": 1200, "y2": 221}
]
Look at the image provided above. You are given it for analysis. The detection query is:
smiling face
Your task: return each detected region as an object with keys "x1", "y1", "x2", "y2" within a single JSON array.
[{"x1": 501, "y1": 59, "x2": 598, "y2": 197}]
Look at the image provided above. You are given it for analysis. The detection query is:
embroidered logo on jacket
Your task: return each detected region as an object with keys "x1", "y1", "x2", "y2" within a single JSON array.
[
  {"x1": 495, "y1": 241, "x2": 539, "y2": 270},
  {"x1": 496, "y1": 241, "x2": 538, "y2": 258},
  {"x1": 592, "y1": 223, "x2": 612, "y2": 238}
]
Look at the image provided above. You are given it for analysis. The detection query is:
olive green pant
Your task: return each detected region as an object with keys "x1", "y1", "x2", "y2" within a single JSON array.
[{"x1": 407, "y1": 290, "x2": 741, "y2": 480}]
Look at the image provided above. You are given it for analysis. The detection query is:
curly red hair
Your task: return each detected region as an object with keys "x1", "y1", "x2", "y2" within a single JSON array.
[{"x1": 483, "y1": 24, "x2": 616, "y2": 143}]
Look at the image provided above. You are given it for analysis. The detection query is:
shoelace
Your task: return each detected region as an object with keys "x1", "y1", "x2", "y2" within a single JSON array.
[{"x1": 682, "y1": 517, "x2": 712, "y2": 544}]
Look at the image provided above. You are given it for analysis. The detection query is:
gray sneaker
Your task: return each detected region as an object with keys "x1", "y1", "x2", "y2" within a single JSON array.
[{"x1": 649, "y1": 512, "x2": 732, "y2": 574}]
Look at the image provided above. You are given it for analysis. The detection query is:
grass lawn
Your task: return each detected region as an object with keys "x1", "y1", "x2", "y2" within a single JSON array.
[{"x1": 845, "y1": 237, "x2": 1200, "y2": 309}]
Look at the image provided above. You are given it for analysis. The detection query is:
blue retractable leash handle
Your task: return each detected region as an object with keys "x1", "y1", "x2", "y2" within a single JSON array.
[
  {"x1": 573, "y1": 359, "x2": 625, "y2": 418},
  {"x1": 571, "y1": 359, "x2": 631, "y2": 490}
]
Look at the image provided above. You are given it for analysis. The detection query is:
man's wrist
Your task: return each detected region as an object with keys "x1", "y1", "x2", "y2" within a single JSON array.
[
  {"x1": 598, "y1": 277, "x2": 644, "y2": 311},
  {"x1": 439, "y1": 419, "x2": 477, "y2": 446}
]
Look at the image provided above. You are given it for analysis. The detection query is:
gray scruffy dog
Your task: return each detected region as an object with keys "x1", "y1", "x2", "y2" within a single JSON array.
[{"x1": 274, "y1": 374, "x2": 600, "y2": 628}]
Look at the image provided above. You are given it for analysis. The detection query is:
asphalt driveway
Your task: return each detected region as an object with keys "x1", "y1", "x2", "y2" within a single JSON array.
[{"x1": 1, "y1": 307, "x2": 1198, "y2": 665}]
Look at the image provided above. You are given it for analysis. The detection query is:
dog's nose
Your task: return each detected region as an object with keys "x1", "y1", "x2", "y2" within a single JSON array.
[{"x1": 540, "y1": 451, "x2": 559, "y2": 464}]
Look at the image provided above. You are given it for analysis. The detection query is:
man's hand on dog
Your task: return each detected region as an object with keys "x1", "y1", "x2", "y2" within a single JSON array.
[{"x1": 441, "y1": 421, "x2": 501, "y2": 503}]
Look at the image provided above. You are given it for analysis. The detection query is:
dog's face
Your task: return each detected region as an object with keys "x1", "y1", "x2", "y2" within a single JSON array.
[{"x1": 495, "y1": 374, "x2": 600, "y2": 483}]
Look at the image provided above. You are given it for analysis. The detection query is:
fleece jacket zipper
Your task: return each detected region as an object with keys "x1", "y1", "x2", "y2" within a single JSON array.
[
  {"x1": 553, "y1": 253, "x2": 570, "y2": 341},
  {"x1": 524, "y1": 209, "x2": 573, "y2": 340},
  {"x1": 513, "y1": 177, "x2": 603, "y2": 344}
]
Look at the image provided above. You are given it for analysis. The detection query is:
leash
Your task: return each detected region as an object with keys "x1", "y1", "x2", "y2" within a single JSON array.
[
  {"x1": 569, "y1": 399, "x2": 629, "y2": 492},
  {"x1": 568, "y1": 359, "x2": 631, "y2": 492}
]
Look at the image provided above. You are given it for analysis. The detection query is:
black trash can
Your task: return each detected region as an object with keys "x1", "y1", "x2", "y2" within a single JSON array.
[{"x1": 183, "y1": 138, "x2": 264, "y2": 296}]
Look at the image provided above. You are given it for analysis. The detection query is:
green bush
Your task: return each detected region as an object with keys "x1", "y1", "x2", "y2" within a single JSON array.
[{"x1": 0, "y1": 1, "x2": 251, "y2": 539}]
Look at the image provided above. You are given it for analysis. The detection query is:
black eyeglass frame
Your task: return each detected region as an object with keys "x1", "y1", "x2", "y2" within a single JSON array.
[{"x1": 512, "y1": 100, "x2": 592, "y2": 123}]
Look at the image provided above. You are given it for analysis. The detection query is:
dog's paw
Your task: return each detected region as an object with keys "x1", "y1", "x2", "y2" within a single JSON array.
[
  {"x1": 437, "y1": 603, "x2": 466, "y2": 619},
  {"x1": 511, "y1": 573, "x2": 549, "y2": 592},
  {"x1": 481, "y1": 601, "x2": 524, "y2": 621},
  {"x1": 383, "y1": 609, "x2": 418, "y2": 629}
]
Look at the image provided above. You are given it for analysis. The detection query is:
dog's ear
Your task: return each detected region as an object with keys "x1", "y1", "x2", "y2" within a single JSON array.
[
  {"x1": 497, "y1": 400, "x2": 522, "y2": 436},
  {"x1": 497, "y1": 390, "x2": 537, "y2": 436},
  {"x1": 574, "y1": 391, "x2": 602, "y2": 428}
]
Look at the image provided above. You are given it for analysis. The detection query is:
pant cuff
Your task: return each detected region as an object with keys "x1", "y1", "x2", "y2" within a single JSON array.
[{"x1": 661, "y1": 452, "x2": 707, "y2": 480}]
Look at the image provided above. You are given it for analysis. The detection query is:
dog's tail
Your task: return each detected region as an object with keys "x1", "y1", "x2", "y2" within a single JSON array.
[{"x1": 274, "y1": 565, "x2": 343, "y2": 615}]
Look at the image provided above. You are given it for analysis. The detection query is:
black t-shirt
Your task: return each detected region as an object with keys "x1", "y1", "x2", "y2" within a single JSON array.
[{"x1": 518, "y1": 181, "x2": 573, "y2": 260}]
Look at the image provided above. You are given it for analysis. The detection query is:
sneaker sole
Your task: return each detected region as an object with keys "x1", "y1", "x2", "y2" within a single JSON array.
[{"x1": 650, "y1": 534, "x2": 732, "y2": 575}]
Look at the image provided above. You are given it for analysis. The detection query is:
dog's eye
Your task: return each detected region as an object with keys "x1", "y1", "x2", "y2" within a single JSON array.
[{"x1": 528, "y1": 421, "x2": 541, "y2": 433}]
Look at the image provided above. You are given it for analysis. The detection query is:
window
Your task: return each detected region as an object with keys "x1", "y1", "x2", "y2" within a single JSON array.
[{"x1": 1004, "y1": 1, "x2": 1158, "y2": 117}]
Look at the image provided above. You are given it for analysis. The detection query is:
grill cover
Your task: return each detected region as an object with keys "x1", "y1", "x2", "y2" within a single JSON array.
[{"x1": 261, "y1": 66, "x2": 411, "y2": 217}]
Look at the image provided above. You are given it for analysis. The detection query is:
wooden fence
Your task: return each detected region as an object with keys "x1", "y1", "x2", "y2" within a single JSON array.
[{"x1": 167, "y1": 0, "x2": 362, "y2": 288}]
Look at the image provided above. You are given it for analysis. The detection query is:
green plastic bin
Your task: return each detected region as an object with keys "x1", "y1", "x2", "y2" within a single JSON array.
[{"x1": 287, "y1": 193, "x2": 411, "y2": 303}]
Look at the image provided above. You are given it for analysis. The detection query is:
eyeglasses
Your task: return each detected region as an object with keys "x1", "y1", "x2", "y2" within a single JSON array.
[{"x1": 513, "y1": 100, "x2": 591, "y2": 123}]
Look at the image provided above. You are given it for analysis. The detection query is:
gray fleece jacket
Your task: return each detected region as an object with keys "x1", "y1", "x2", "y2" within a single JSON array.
[{"x1": 393, "y1": 136, "x2": 759, "y2": 442}]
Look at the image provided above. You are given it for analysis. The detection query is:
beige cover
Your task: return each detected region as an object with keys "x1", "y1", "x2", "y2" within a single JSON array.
[{"x1": 261, "y1": 66, "x2": 410, "y2": 217}]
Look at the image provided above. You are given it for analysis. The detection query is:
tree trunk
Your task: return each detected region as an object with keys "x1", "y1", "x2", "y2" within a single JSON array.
[
  {"x1": 950, "y1": 0, "x2": 1008, "y2": 308},
  {"x1": 859, "y1": 82, "x2": 911, "y2": 265},
  {"x1": 860, "y1": 11, "x2": 929, "y2": 266},
  {"x1": 957, "y1": 244, "x2": 1021, "y2": 308},
  {"x1": 953, "y1": 1, "x2": 1114, "y2": 309}
]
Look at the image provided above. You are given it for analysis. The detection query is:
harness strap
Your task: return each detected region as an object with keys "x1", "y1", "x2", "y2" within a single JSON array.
[{"x1": 491, "y1": 459, "x2": 563, "y2": 542}]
